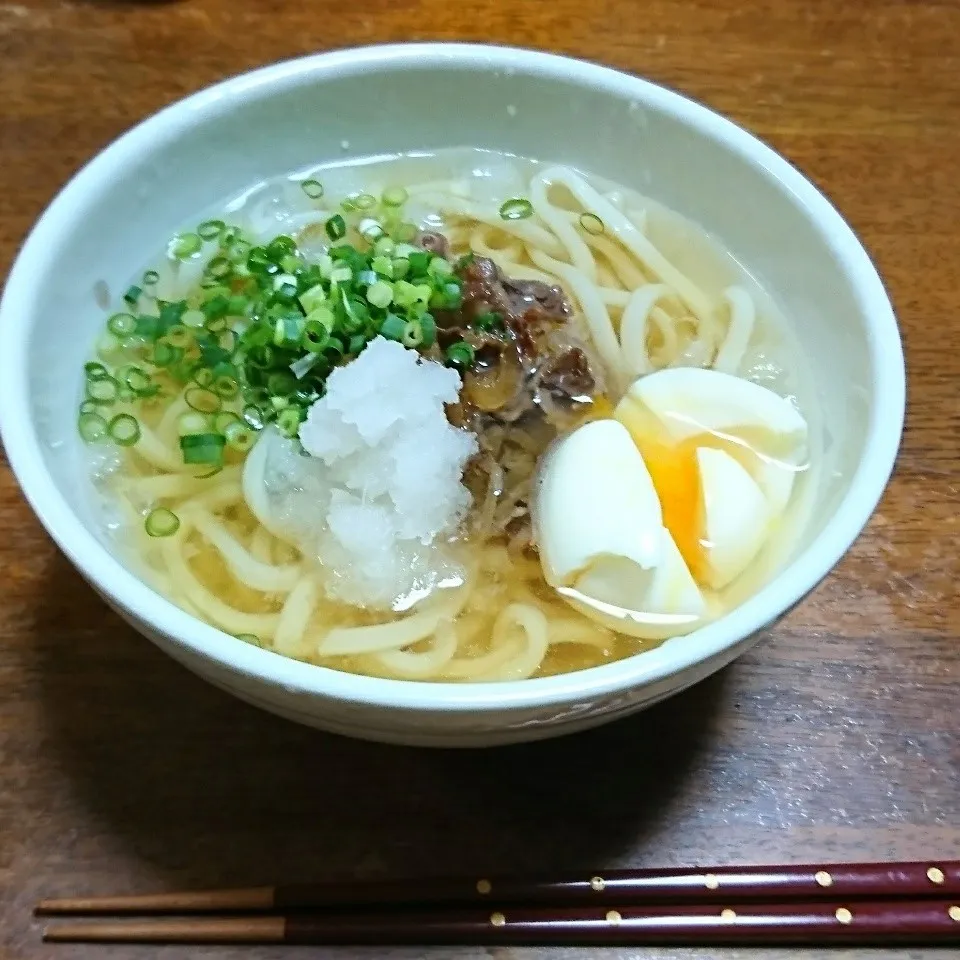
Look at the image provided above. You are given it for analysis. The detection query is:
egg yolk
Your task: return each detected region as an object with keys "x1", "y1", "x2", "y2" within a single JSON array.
[
  {"x1": 616, "y1": 402, "x2": 765, "y2": 583},
  {"x1": 626, "y1": 433, "x2": 706, "y2": 580},
  {"x1": 618, "y1": 405, "x2": 784, "y2": 586}
]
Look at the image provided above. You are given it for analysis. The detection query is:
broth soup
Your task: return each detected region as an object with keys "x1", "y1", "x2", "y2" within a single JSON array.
[{"x1": 80, "y1": 149, "x2": 821, "y2": 682}]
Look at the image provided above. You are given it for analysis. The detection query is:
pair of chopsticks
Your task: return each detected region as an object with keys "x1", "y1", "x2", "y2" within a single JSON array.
[{"x1": 37, "y1": 859, "x2": 960, "y2": 946}]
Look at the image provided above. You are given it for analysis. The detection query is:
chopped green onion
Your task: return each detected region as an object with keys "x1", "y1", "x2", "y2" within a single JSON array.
[
  {"x1": 151, "y1": 341, "x2": 179, "y2": 367},
  {"x1": 123, "y1": 285, "x2": 142, "y2": 306},
  {"x1": 401, "y1": 319, "x2": 423, "y2": 348},
  {"x1": 236, "y1": 633, "x2": 262, "y2": 646},
  {"x1": 227, "y1": 239, "x2": 252, "y2": 263},
  {"x1": 301, "y1": 179, "x2": 324, "y2": 199},
  {"x1": 366, "y1": 280, "x2": 393, "y2": 309},
  {"x1": 107, "y1": 312, "x2": 137, "y2": 337},
  {"x1": 179, "y1": 432, "x2": 226, "y2": 466},
  {"x1": 86, "y1": 376, "x2": 119, "y2": 404},
  {"x1": 142, "y1": 269, "x2": 160, "y2": 287},
  {"x1": 119, "y1": 365, "x2": 152, "y2": 395},
  {"x1": 182, "y1": 309, "x2": 206, "y2": 329},
  {"x1": 273, "y1": 273, "x2": 298, "y2": 299},
  {"x1": 169, "y1": 361, "x2": 195, "y2": 385},
  {"x1": 247, "y1": 246, "x2": 273, "y2": 273},
  {"x1": 201, "y1": 296, "x2": 229, "y2": 322},
  {"x1": 248, "y1": 344, "x2": 276, "y2": 369},
  {"x1": 157, "y1": 300, "x2": 186, "y2": 331},
  {"x1": 293, "y1": 387, "x2": 318, "y2": 407},
  {"x1": 373, "y1": 236, "x2": 396, "y2": 257},
  {"x1": 419, "y1": 313, "x2": 437, "y2": 348},
  {"x1": 79, "y1": 399, "x2": 99, "y2": 416},
  {"x1": 316, "y1": 254, "x2": 335, "y2": 279},
  {"x1": 474, "y1": 311, "x2": 502, "y2": 332},
  {"x1": 178, "y1": 411, "x2": 210, "y2": 435},
  {"x1": 242, "y1": 405, "x2": 265, "y2": 430},
  {"x1": 267, "y1": 371, "x2": 297, "y2": 397},
  {"x1": 266, "y1": 235, "x2": 297, "y2": 262},
  {"x1": 369, "y1": 256, "x2": 393, "y2": 279},
  {"x1": 303, "y1": 320, "x2": 330, "y2": 353},
  {"x1": 185, "y1": 386, "x2": 221, "y2": 414},
  {"x1": 216, "y1": 330, "x2": 238, "y2": 356},
  {"x1": 347, "y1": 334, "x2": 366, "y2": 354},
  {"x1": 355, "y1": 193, "x2": 377, "y2": 210},
  {"x1": 304, "y1": 304, "x2": 335, "y2": 333},
  {"x1": 213, "y1": 410, "x2": 240, "y2": 433},
  {"x1": 169, "y1": 232, "x2": 202, "y2": 260},
  {"x1": 226, "y1": 295, "x2": 248, "y2": 316},
  {"x1": 428, "y1": 257, "x2": 453, "y2": 278},
  {"x1": 379, "y1": 314, "x2": 406, "y2": 341},
  {"x1": 84, "y1": 361, "x2": 109, "y2": 381},
  {"x1": 214, "y1": 374, "x2": 240, "y2": 399},
  {"x1": 133, "y1": 314, "x2": 160, "y2": 341},
  {"x1": 165, "y1": 325, "x2": 192, "y2": 349},
  {"x1": 299, "y1": 284, "x2": 327, "y2": 314},
  {"x1": 579, "y1": 212, "x2": 604, "y2": 235},
  {"x1": 108, "y1": 413, "x2": 141, "y2": 446},
  {"x1": 407, "y1": 251, "x2": 431, "y2": 276},
  {"x1": 359, "y1": 218, "x2": 384, "y2": 242},
  {"x1": 273, "y1": 315, "x2": 304, "y2": 348},
  {"x1": 145, "y1": 507, "x2": 180, "y2": 538},
  {"x1": 381, "y1": 186, "x2": 408, "y2": 208},
  {"x1": 290, "y1": 352, "x2": 320, "y2": 379},
  {"x1": 276, "y1": 407, "x2": 303, "y2": 438},
  {"x1": 322, "y1": 339, "x2": 344, "y2": 361},
  {"x1": 78, "y1": 411, "x2": 108, "y2": 443},
  {"x1": 325, "y1": 215, "x2": 347, "y2": 241},
  {"x1": 499, "y1": 198, "x2": 534, "y2": 220},
  {"x1": 198, "y1": 219, "x2": 225, "y2": 241},
  {"x1": 193, "y1": 367, "x2": 215, "y2": 389},
  {"x1": 220, "y1": 225, "x2": 241, "y2": 247},
  {"x1": 207, "y1": 256, "x2": 232, "y2": 279},
  {"x1": 396, "y1": 222, "x2": 418, "y2": 243},
  {"x1": 202, "y1": 284, "x2": 231, "y2": 303},
  {"x1": 445, "y1": 340, "x2": 476, "y2": 368},
  {"x1": 224, "y1": 420, "x2": 255, "y2": 452}
]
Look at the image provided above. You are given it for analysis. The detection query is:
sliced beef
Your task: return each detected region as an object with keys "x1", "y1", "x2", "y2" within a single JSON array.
[
  {"x1": 413, "y1": 230, "x2": 450, "y2": 259},
  {"x1": 426, "y1": 243, "x2": 601, "y2": 422},
  {"x1": 455, "y1": 255, "x2": 570, "y2": 354},
  {"x1": 537, "y1": 346, "x2": 596, "y2": 403},
  {"x1": 501, "y1": 277, "x2": 571, "y2": 322}
]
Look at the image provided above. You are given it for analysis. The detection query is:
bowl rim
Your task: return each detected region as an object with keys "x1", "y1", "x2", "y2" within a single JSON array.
[{"x1": 0, "y1": 42, "x2": 905, "y2": 714}]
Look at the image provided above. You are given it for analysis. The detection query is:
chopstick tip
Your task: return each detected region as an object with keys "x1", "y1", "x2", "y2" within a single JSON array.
[
  {"x1": 34, "y1": 900, "x2": 64, "y2": 917},
  {"x1": 41, "y1": 924, "x2": 79, "y2": 942}
]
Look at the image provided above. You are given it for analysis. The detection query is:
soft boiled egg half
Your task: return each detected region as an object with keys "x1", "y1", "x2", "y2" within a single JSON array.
[{"x1": 533, "y1": 367, "x2": 809, "y2": 639}]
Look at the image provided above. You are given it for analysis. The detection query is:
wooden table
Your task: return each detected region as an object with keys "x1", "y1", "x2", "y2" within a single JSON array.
[{"x1": 1, "y1": 1, "x2": 958, "y2": 957}]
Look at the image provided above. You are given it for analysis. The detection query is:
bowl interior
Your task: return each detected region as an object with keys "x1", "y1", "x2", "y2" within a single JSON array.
[{"x1": 0, "y1": 46, "x2": 900, "y2": 708}]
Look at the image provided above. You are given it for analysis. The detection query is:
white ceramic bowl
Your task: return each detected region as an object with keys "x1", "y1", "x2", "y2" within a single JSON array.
[{"x1": 0, "y1": 44, "x2": 904, "y2": 747}]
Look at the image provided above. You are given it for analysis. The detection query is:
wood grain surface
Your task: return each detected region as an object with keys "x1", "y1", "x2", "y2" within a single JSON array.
[{"x1": 1, "y1": 1, "x2": 958, "y2": 958}]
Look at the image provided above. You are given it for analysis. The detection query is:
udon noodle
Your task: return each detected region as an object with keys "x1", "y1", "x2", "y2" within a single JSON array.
[{"x1": 83, "y1": 150, "x2": 819, "y2": 682}]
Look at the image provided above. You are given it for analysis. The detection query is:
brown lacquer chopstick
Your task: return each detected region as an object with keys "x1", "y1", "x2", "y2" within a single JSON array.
[
  {"x1": 41, "y1": 901, "x2": 960, "y2": 946},
  {"x1": 34, "y1": 860, "x2": 960, "y2": 915}
]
